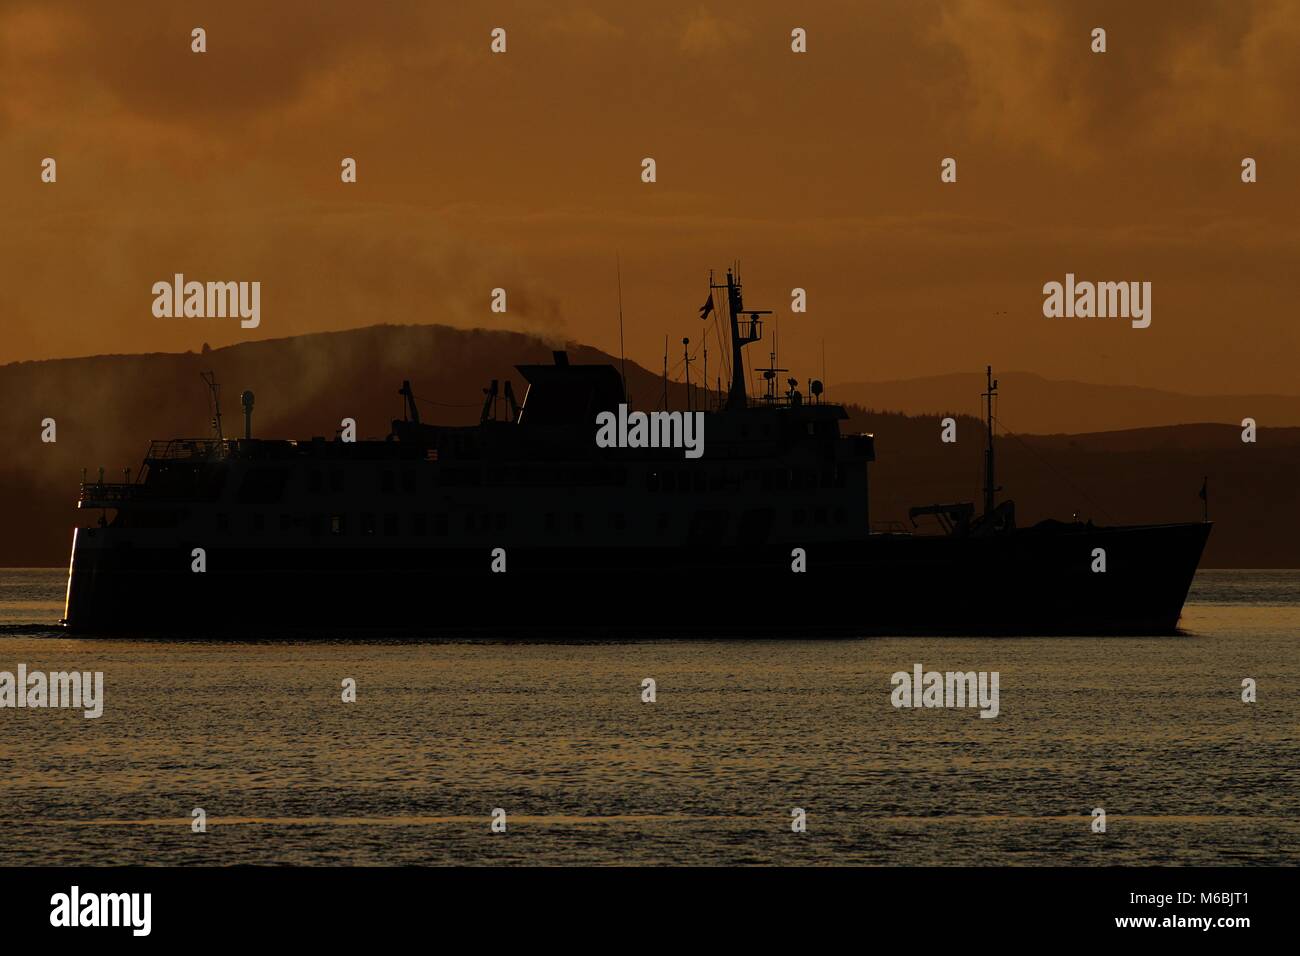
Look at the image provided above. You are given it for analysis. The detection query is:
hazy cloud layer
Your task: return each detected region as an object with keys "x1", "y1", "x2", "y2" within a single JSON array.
[{"x1": 1, "y1": 0, "x2": 1297, "y2": 393}]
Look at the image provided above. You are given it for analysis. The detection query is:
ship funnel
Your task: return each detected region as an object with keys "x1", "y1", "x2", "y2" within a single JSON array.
[{"x1": 241, "y1": 389, "x2": 255, "y2": 439}]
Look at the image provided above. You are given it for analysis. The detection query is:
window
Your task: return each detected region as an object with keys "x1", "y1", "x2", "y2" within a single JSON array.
[
  {"x1": 237, "y1": 469, "x2": 288, "y2": 505},
  {"x1": 413, "y1": 513, "x2": 428, "y2": 537},
  {"x1": 362, "y1": 513, "x2": 376, "y2": 536},
  {"x1": 330, "y1": 514, "x2": 344, "y2": 536},
  {"x1": 434, "y1": 514, "x2": 448, "y2": 536},
  {"x1": 383, "y1": 513, "x2": 398, "y2": 536}
]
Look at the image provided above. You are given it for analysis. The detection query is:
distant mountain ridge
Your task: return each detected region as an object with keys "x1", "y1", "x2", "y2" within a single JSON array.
[{"x1": 832, "y1": 371, "x2": 1300, "y2": 435}]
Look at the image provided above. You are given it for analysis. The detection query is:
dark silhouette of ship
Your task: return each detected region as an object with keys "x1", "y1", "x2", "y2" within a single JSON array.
[{"x1": 63, "y1": 270, "x2": 1211, "y2": 634}]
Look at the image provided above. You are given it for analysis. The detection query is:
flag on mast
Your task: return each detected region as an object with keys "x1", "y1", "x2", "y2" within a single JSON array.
[{"x1": 699, "y1": 292, "x2": 714, "y2": 319}]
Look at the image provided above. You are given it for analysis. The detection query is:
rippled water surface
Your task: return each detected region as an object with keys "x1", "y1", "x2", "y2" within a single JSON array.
[{"x1": 0, "y1": 568, "x2": 1296, "y2": 865}]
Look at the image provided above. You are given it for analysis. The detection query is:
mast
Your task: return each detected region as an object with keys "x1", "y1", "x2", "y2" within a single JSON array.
[
  {"x1": 662, "y1": 335, "x2": 668, "y2": 410},
  {"x1": 201, "y1": 371, "x2": 224, "y2": 441},
  {"x1": 682, "y1": 337, "x2": 692, "y2": 412},
  {"x1": 399, "y1": 380, "x2": 420, "y2": 424},
  {"x1": 712, "y1": 268, "x2": 767, "y2": 410},
  {"x1": 616, "y1": 255, "x2": 628, "y2": 403},
  {"x1": 982, "y1": 365, "x2": 999, "y2": 516},
  {"x1": 702, "y1": 339, "x2": 708, "y2": 412},
  {"x1": 821, "y1": 338, "x2": 827, "y2": 399}
]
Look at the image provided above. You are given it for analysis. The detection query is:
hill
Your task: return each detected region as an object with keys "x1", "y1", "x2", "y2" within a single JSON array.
[
  {"x1": 2, "y1": 325, "x2": 1297, "y2": 568},
  {"x1": 832, "y1": 371, "x2": 1300, "y2": 435}
]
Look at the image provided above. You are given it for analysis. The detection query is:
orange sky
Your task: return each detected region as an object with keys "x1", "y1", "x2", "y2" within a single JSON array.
[{"x1": 1, "y1": 0, "x2": 1297, "y2": 393}]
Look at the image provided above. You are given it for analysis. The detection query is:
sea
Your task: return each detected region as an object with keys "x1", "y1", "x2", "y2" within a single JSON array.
[{"x1": 0, "y1": 568, "x2": 1296, "y2": 865}]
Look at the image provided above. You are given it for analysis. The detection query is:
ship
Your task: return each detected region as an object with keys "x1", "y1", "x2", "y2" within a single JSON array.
[{"x1": 62, "y1": 269, "x2": 1211, "y2": 635}]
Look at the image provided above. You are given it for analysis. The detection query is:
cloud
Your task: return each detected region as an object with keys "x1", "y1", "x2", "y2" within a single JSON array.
[
  {"x1": 679, "y1": 7, "x2": 747, "y2": 56},
  {"x1": 928, "y1": 0, "x2": 1300, "y2": 162},
  {"x1": 544, "y1": 6, "x2": 624, "y2": 41},
  {"x1": 1, "y1": 0, "x2": 1297, "y2": 395}
]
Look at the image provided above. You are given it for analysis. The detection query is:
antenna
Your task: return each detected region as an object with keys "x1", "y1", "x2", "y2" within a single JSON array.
[
  {"x1": 683, "y1": 337, "x2": 692, "y2": 413},
  {"x1": 399, "y1": 380, "x2": 420, "y2": 424},
  {"x1": 240, "y1": 389, "x2": 255, "y2": 440},
  {"x1": 822, "y1": 338, "x2": 827, "y2": 398},
  {"x1": 702, "y1": 337, "x2": 708, "y2": 412},
  {"x1": 982, "y1": 365, "x2": 1001, "y2": 517},
  {"x1": 662, "y1": 335, "x2": 669, "y2": 410},
  {"x1": 616, "y1": 254, "x2": 628, "y2": 403},
  {"x1": 201, "y1": 371, "x2": 224, "y2": 441}
]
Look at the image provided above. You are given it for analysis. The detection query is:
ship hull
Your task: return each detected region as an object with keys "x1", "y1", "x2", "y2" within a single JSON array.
[{"x1": 63, "y1": 521, "x2": 1211, "y2": 636}]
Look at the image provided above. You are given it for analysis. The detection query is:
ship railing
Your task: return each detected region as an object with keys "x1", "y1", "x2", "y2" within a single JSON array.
[
  {"x1": 78, "y1": 482, "x2": 140, "y2": 505},
  {"x1": 144, "y1": 438, "x2": 233, "y2": 461},
  {"x1": 745, "y1": 393, "x2": 838, "y2": 409},
  {"x1": 871, "y1": 520, "x2": 912, "y2": 534},
  {"x1": 78, "y1": 481, "x2": 201, "y2": 506}
]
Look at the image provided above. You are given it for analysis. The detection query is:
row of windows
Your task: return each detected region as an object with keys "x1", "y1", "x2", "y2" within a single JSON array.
[
  {"x1": 647, "y1": 467, "x2": 849, "y2": 494},
  {"x1": 300, "y1": 466, "x2": 630, "y2": 495},
  {"x1": 219, "y1": 511, "x2": 636, "y2": 537},
  {"x1": 221, "y1": 511, "x2": 462, "y2": 537},
  {"x1": 291, "y1": 464, "x2": 856, "y2": 497},
  {"x1": 213, "y1": 506, "x2": 850, "y2": 537},
  {"x1": 303, "y1": 468, "x2": 425, "y2": 495}
]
